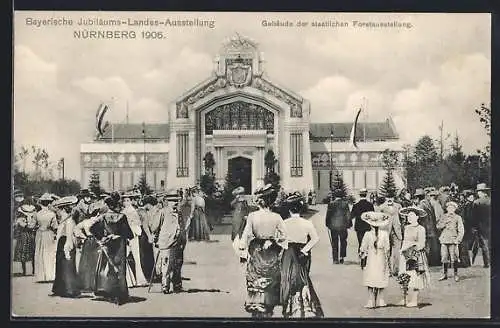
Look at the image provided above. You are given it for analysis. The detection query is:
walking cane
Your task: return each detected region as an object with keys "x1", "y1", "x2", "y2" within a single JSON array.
[
  {"x1": 148, "y1": 248, "x2": 161, "y2": 293},
  {"x1": 471, "y1": 232, "x2": 479, "y2": 265}
]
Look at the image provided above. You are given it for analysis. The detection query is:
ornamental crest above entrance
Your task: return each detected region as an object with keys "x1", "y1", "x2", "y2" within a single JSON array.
[{"x1": 175, "y1": 34, "x2": 305, "y2": 119}]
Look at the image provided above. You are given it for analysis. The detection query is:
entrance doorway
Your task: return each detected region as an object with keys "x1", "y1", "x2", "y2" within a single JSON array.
[{"x1": 228, "y1": 156, "x2": 252, "y2": 194}]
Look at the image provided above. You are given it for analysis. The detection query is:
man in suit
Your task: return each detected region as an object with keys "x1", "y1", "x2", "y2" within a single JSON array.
[
  {"x1": 472, "y1": 183, "x2": 490, "y2": 268},
  {"x1": 350, "y1": 188, "x2": 374, "y2": 253},
  {"x1": 325, "y1": 189, "x2": 352, "y2": 264},
  {"x1": 378, "y1": 189, "x2": 402, "y2": 276}
]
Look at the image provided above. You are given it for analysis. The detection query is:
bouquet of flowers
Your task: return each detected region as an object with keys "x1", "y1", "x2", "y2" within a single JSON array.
[{"x1": 397, "y1": 273, "x2": 411, "y2": 306}]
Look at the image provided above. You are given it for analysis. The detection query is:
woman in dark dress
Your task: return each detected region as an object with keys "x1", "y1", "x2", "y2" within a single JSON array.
[
  {"x1": 51, "y1": 196, "x2": 81, "y2": 298},
  {"x1": 231, "y1": 186, "x2": 249, "y2": 242},
  {"x1": 280, "y1": 194, "x2": 323, "y2": 318},
  {"x1": 88, "y1": 192, "x2": 134, "y2": 305},
  {"x1": 13, "y1": 204, "x2": 38, "y2": 276},
  {"x1": 74, "y1": 202, "x2": 107, "y2": 292}
]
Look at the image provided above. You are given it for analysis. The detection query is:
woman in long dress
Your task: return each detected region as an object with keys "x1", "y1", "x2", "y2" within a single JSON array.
[
  {"x1": 280, "y1": 194, "x2": 323, "y2": 318},
  {"x1": 239, "y1": 184, "x2": 287, "y2": 318},
  {"x1": 398, "y1": 206, "x2": 431, "y2": 307},
  {"x1": 359, "y1": 212, "x2": 391, "y2": 308},
  {"x1": 231, "y1": 186, "x2": 249, "y2": 242},
  {"x1": 34, "y1": 193, "x2": 58, "y2": 282},
  {"x1": 74, "y1": 202, "x2": 107, "y2": 292},
  {"x1": 13, "y1": 204, "x2": 38, "y2": 276},
  {"x1": 89, "y1": 192, "x2": 134, "y2": 305},
  {"x1": 188, "y1": 188, "x2": 210, "y2": 241},
  {"x1": 51, "y1": 196, "x2": 81, "y2": 298}
]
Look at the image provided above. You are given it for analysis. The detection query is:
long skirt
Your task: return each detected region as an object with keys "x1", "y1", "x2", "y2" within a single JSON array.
[
  {"x1": 94, "y1": 237, "x2": 129, "y2": 304},
  {"x1": 244, "y1": 239, "x2": 282, "y2": 316},
  {"x1": 14, "y1": 228, "x2": 36, "y2": 263},
  {"x1": 52, "y1": 236, "x2": 81, "y2": 297},
  {"x1": 280, "y1": 243, "x2": 324, "y2": 318},
  {"x1": 399, "y1": 250, "x2": 431, "y2": 290},
  {"x1": 78, "y1": 236, "x2": 99, "y2": 292},
  {"x1": 34, "y1": 230, "x2": 56, "y2": 282},
  {"x1": 456, "y1": 241, "x2": 471, "y2": 268},
  {"x1": 188, "y1": 207, "x2": 210, "y2": 241},
  {"x1": 139, "y1": 231, "x2": 154, "y2": 282}
]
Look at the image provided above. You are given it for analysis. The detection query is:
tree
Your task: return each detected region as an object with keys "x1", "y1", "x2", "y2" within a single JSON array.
[
  {"x1": 440, "y1": 133, "x2": 468, "y2": 188},
  {"x1": 475, "y1": 103, "x2": 491, "y2": 137},
  {"x1": 402, "y1": 144, "x2": 418, "y2": 193},
  {"x1": 136, "y1": 173, "x2": 152, "y2": 195},
  {"x1": 200, "y1": 173, "x2": 216, "y2": 196},
  {"x1": 379, "y1": 170, "x2": 397, "y2": 198},
  {"x1": 88, "y1": 169, "x2": 102, "y2": 196},
  {"x1": 413, "y1": 135, "x2": 440, "y2": 188},
  {"x1": 264, "y1": 149, "x2": 277, "y2": 173},
  {"x1": 381, "y1": 149, "x2": 399, "y2": 171},
  {"x1": 31, "y1": 146, "x2": 49, "y2": 181},
  {"x1": 203, "y1": 151, "x2": 215, "y2": 175},
  {"x1": 17, "y1": 146, "x2": 30, "y2": 173}
]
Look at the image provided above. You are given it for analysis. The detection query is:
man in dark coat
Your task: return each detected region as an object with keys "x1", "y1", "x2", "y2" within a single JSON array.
[
  {"x1": 472, "y1": 183, "x2": 490, "y2": 268},
  {"x1": 325, "y1": 189, "x2": 352, "y2": 264},
  {"x1": 416, "y1": 188, "x2": 441, "y2": 266},
  {"x1": 350, "y1": 188, "x2": 374, "y2": 253}
]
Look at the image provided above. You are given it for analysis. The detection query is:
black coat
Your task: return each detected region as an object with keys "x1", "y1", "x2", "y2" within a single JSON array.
[
  {"x1": 472, "y1": 197, "x2": 490, "y2": 237},
  {"x1": 350, "y1": 199, "x2": 374, "y2": 232},
  {"x1": 325, "y1": 198, "x2": 351, "y2": 231}
]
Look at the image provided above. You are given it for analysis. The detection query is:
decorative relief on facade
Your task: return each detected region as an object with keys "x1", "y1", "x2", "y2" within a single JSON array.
[
  {"x1": 243, "y1": 150, "x2": 253, "y2": 156},
  {"x1": 227, "y1": 150, "x2": 237, "y2": 157},
  {"x1": 227, "y1": 61, "x2": 252, "y2": 88},
  {"x1": 311, "y1": 152, "x2": 389, "y2": 168},
  {"x1": 176, "y1": 78, "x2": 228, "y2": 118},
  {"x1": 82, "y1": 153, "x2": 168, "y2": 168},
  {"x1": 251, "y1": 77, "x2": 303, "y2": 118},
  {"x1": 205, "y1": 101, "x2": 274, "y2": 135}
]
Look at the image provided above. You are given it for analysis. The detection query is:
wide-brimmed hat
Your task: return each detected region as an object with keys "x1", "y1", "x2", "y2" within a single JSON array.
[
  {"x1": 359, "y1": 188, "x2": 368, "y2": 195},
  {"x1": 88, "y1": 202, "x2": 108, "y2": 216},
  {"x1": 255, "y1": 183, "x2": 275, "y2": 197},
  {"x1": 285, "y1": 193, "x2": 303, "y2": 204},
  {"x1": 52, "y1": 196, "x2": 79, "y2": 208},
  {"x1": 399, "y1": 206, "x2": 427, "y2": 218},
  {"x1": 476, "y1": 183, "x2": 490, "y2": 191},
  {"x1": 462, "y1": 189, "x2": 475, "y2": 197},
  {"x1": 445, "y1": 201, "x2": 459, "y2": 210},
  {"x1": 361, "y1": 211, "x2": 390, "y2": 227},
  {"x1": 39, "y1": 193, "x2": 53, "y2": 202},
  {"x1": 18, "y1": 204, "x2": 37, "y2": 215},
  {"x1": 232, "y1": 186, "x2": 245, "y2": 196},
  {"x1": 99, "y1": 192, "x2": 110, "y2": 199}
]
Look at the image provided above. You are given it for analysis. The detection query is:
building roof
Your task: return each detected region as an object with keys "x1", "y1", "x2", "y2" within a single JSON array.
[
  {"x1": 99, "y1": 123, "x2": 170, "y2": 140},
  {"x1": 309, "y1": 118, "x2": 398, "y2": 141}
]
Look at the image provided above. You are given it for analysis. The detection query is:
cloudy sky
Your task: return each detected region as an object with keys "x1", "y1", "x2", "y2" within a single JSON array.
[{"x1": 14, "y1": 12, "x2": 490, "y2": 179}]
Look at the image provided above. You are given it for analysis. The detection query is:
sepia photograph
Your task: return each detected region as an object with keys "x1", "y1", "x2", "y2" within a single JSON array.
[{"x1": 12, "y1": 11, "x2": 491, "y2": 318}]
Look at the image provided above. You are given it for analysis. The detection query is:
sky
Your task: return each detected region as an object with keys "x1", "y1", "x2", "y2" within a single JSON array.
[{"x1": 13, "y1": 12, "x2": 491, "y2": 180}]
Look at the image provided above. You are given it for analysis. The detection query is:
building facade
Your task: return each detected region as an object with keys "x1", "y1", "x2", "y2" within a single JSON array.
[{"x1": 80, "y1": 36, "x2": 405, "y2": 200}]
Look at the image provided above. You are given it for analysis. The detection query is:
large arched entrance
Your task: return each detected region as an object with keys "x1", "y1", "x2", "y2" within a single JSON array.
[{"x1": 228, "y1": 156, "x2": 252, "y2": 194}]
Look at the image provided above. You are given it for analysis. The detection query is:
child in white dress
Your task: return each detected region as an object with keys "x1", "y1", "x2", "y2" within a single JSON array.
[{"x1": 359, "y1": 211, "x2": 391, "y2": 308}]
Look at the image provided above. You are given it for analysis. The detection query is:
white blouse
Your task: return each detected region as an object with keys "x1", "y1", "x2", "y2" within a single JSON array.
[
  {"x1": 239, "y1": 208, "x2": 287, "y2": 250},
  {"x1": 284, "y1": 214, "x2": 319, "y2": 253}
]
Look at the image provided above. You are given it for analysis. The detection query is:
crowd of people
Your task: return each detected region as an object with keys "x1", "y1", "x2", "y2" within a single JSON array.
[
  {"x1": 12, "y1": 185, "x2": 213, "y2": 305},
  {"x1": 12, "y1": 180, "x2": 490, "y2": 316},
  {"x1": 326, "y1": 182, "x2": 490, "y2": 308}
]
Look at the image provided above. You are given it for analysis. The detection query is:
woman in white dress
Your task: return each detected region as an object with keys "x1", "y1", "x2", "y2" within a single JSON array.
[
  {"x1": 239, "y1": 184, "x2": 287, "y2": 318},
  {"x1": 359, "y1": 211, "x2": 391, "y2": 308},
  {"x1": 34, "y1": 193, "x2": 58, "y2": 282}
]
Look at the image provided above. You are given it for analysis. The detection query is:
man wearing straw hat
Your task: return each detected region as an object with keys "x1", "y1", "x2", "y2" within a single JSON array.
[{"x1": 472, "y1": 183, "x2": 490, "y2": 268}]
